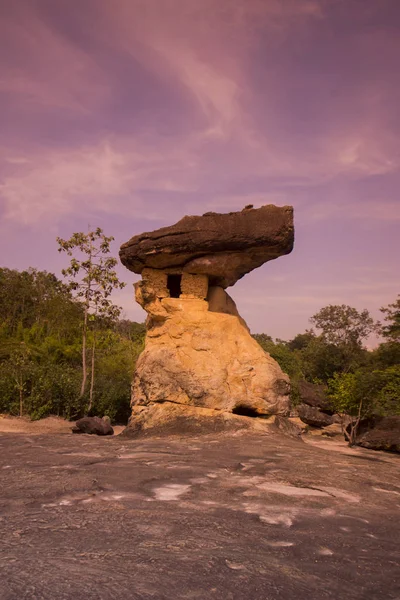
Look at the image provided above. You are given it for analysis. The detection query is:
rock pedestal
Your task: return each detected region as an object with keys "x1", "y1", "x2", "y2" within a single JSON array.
[{"x1": 120, "y1": 205, "x2": 294, "y2": 436}]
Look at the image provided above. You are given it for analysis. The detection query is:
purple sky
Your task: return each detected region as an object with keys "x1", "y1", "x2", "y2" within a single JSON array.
[{"x1": 1, "y1": 0, "x2": 399, "y2": 343}]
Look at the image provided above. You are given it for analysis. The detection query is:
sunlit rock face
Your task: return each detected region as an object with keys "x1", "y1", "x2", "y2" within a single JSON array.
[{"x1": 120, "y1": 205, "x2": 294, "y2": 436}]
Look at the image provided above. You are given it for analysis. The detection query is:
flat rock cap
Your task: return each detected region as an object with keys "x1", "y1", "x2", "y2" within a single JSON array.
[{"x1": 120, "y1": 204, "x2": 294, "y2": 288}]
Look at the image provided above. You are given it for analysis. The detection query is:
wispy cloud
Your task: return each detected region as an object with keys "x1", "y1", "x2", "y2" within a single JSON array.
[
  {"x1": 0, "y1": 0, "x2": 399, "y2": 341},
  {"x1": 0, "y1": 5, "x2": 109, "y2": 113},
  {"x1": 1, "y1": 143, "x2": 129, "y2": 224},
  {"x1": 1, "y1": 0, "x2": 399, "y2": 227}
]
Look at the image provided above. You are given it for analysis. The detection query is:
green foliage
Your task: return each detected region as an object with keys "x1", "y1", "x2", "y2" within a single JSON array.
[
  {"x1": 300, "y1": 336, "x2": 369, "y2": 383},
  {"x1": 306, "y1": 305, "x2": 375, "y2": 379},
  {"x1": 86, "y1": 330, "x2": 144, "y2": 422},
  {"x1": 327, "y1": 369, "x2": 378, "y2": 444},
  {"x1": 254, "y1": 298, "x2": 399, "y2": 422},
  {"x1": 370, "y1": 341, "x2": 400, "y2": 369},
  {"x1": 362, "y1": 365, "x2": 400, "y2": 416},
  {"x1": 253, "y1": 334, "x2": 303, "y2": 404},
  {"x1": 327, "y1": 372, "x2": 360, "y2": 416},
  {"x1": 57, "y1": 228, "x2": 126, "y2": 411},
  {"x1": 57, "y1": 229, "x2": 125, "y2": 321},
  {"x1": 0, "y1": 267, "x2": 143, "y2": 423},
  {"x1": 28, "y1": 364, "x2": 83, "y2": 420},
  {"x1": 300, "y1": 337, "x2": 344, "y2": 382},
  {"x1": 380, "y1": 296, "x2": 400, "y2": 343},
  {"x1": 327, "y1": 365, "x2": 400, "y2": 444},
  {"x1": 0, "y1": 367, "x2": 18, "y2": 414},
  {"x1": 1, "y1": 264, "x2": 399, "y2": 432},
  {"x1": 0, "y1": 267, "x2": 79, "y2": 336},
  {"x1": 287, "y1": 330, "x2": 315, "y2": 351},
  {"x1": 253, "y1": 334, "x2": 302, "y2": 379}
]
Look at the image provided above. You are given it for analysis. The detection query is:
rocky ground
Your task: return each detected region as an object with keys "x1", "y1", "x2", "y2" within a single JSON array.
[{"x1": 1, "y1": 419, "x2": 399, "y2": 600}]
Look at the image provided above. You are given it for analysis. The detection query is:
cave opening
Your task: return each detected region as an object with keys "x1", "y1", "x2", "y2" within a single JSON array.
[
  {"x1": 167, "y1": 274, "x2": 182, "y2": 298},
  {"x1": 232, "y1": 405, "x2": 260, "y2": 418}
]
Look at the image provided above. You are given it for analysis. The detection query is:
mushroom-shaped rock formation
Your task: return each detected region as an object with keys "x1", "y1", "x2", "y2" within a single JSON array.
[
  {"x1": 120, "y1": 204, "x2": 294, "y2": 288},
  {"x1": 120, "y1": 204, "x2": 294, "y2": 437}
]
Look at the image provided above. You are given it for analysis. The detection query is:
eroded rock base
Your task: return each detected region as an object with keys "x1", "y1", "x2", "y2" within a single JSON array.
[
  {"x1": 121, "y1": 403, "x2": 285, "y2": 438},
  {"x1": 128, "y1": 291, "x2": 290, "y2": 435}
]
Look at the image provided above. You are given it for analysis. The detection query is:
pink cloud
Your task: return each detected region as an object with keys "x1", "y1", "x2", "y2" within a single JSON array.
[
  {"x1": 0, "y1": 0, "x2": 399, "y2": 340},
  {"x1": 0, "y1": 4, "x2": 109, "y2": 113}
]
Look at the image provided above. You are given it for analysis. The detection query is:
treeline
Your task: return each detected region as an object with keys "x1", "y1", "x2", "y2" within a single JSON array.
[
  {"x1": 254, "y1": 302, "x2": 400, "y2": 421},
  {"x1": 1, "y1": 264, "x2": 399, "y2": 426},
  {"x1": 0, "y1": 267, "x2": 145, "y2": 422}
]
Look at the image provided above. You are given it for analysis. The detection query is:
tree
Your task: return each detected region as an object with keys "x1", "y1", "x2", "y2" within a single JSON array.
[
  {"x1": 252, "y1": 333, "x2": 273, "y2": 347},
  {"x1": 328, "y1": 364, "x2": 400, "y2": 445},
  {"x1": 371, "y1": 341, "x2": 400, "y2": 369},
  {"x1": 0, "y1": 268, "x2": 71, "y2": 335},
  {"x1": 8, "y1": 344, "x2": 33, "y2": 417},
  {"x1": 327, "y1": 372, "x2": 363, "y2": 445},
  {"x1": 354, "y1": 365, "x2": 400, "y2": 417},
  {"x1": 310, "y1": 304, "x2": 375, "y2": 375},
  {"x1": 0, "y1": 267, "x2": 144, "y2": 422},
  {"x1": 380, "y1": 296, "x2": 400, "y2": 343},
  {"x1": 57, "y1": 228, "x2": 126, "y2": 413},
  {"x1": 253, "y1": 334, "x2": 303, "y2": 378},
  {"x1": 253, "y1": 334, "x2": 304, "y2": 404},
  {"x1": 327, "y1": 370, "x2": 377, "y2": 445},
  {"x1": 310, "y1": 304, "x2": 376, "y2": 347},
  {"x1": 300, "y1": 336, "x2": 349, "y2": 383},
  {"x1": 287, "y1": 330, "x2": 316, "y2": 352}
]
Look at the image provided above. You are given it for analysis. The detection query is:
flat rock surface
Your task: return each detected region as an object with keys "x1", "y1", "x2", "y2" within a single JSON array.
[{"x1": 1, "y1": 429, "x2": 399, "y2": 600}]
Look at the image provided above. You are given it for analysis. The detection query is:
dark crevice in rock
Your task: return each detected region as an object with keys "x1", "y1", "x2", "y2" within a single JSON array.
[
  {"x1": 154, "y1": 399, "x2": 197, "y2": 407},
  {"x1": 232, "y1": 405, "x2": 260, "y2": 418},
  {"x1": 167, "y1": 274, "x2": 182, "y2": 298}
]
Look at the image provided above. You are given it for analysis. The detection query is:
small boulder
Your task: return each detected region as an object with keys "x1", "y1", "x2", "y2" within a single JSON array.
[
  {"x1": 271, "y1": 416, "x2": 305, "y2": 438},
  {"x1": 71, "y1": 416, "x2": 114, "y2": 436},
  {"x1": 354, "y1": 416, "x2": 400, "y2": 453},
  {"x1": 297, "y1": 380, "x2": 334, "y2": 413},
  {"x1": 297, "y1": 404, "x2": 334, "y2": 428},
  {"x1": 321, "y1": 423, "x2": 343, "y2": 437}
]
